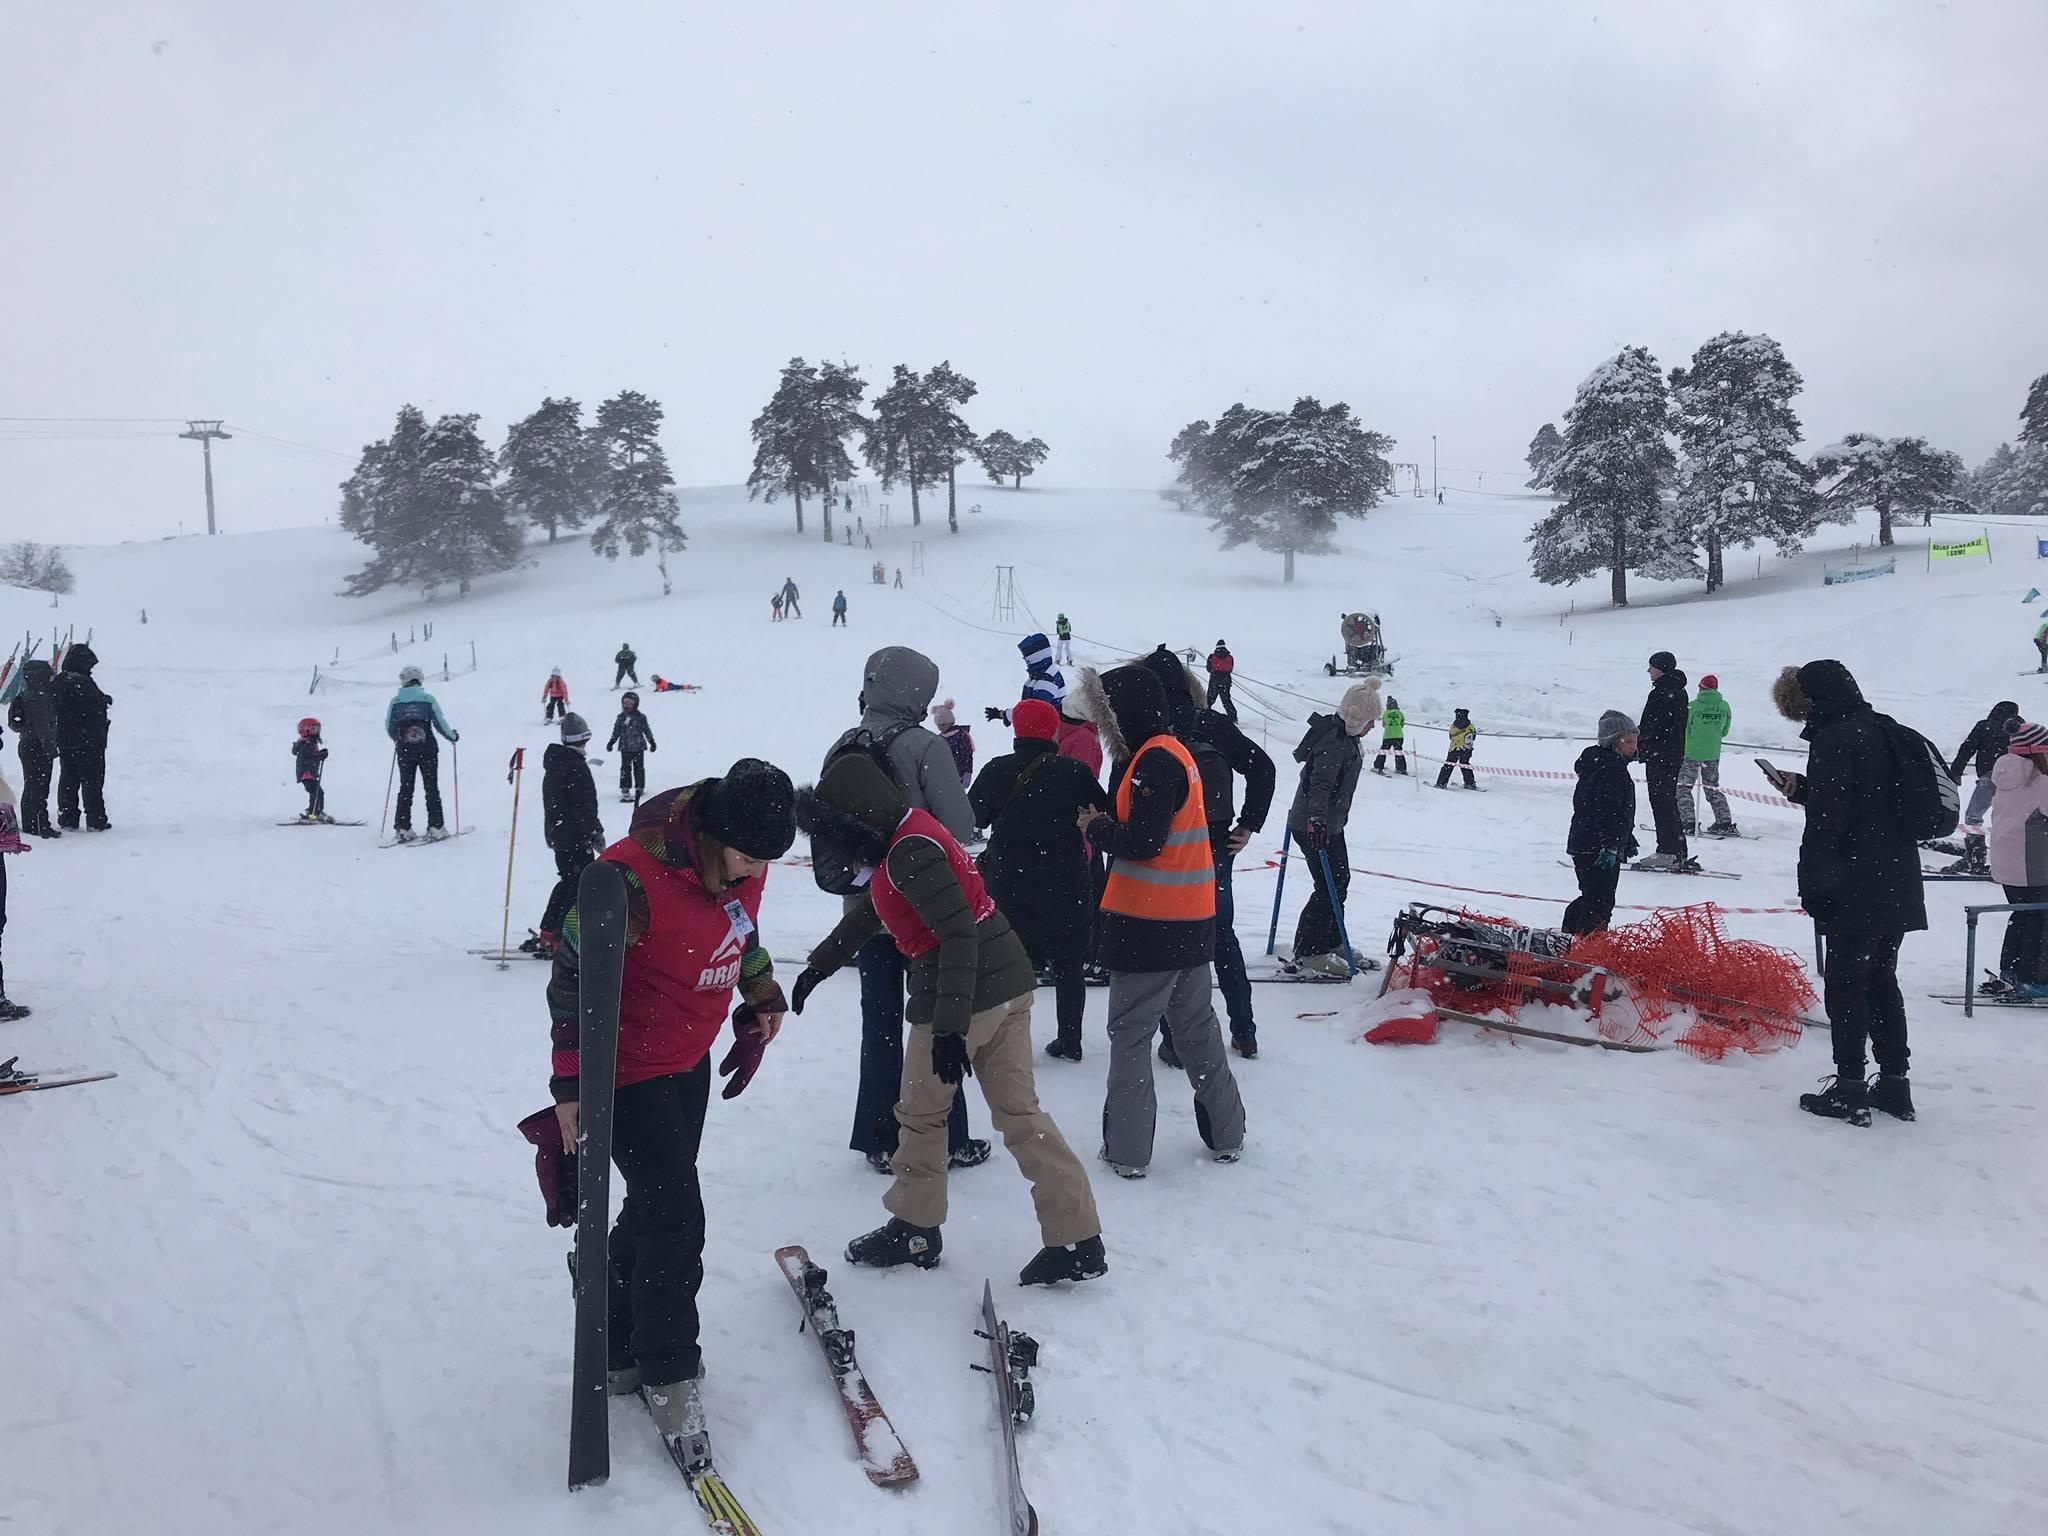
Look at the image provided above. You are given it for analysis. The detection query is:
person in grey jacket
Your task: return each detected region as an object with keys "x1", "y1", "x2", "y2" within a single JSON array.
[
  {"x1": 1286, "y1": 682, "x2": 1374, "y2": 974},
  {"x1": 824, "y1": 646, "x2": 985, "y2": 1174}
]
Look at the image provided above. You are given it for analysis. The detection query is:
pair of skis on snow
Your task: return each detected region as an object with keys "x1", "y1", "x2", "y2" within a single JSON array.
[{"x1": 563, "y1": 862, "x2": 1040, "y2": 1534}]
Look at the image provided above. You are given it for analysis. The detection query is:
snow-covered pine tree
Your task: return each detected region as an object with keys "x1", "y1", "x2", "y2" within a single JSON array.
[
  {"x1": 340, "y1": 405, "x2": 429, "y2": 597},
  {"x1": 410, "y1": 413, "x2": 525, "y2": 597},
  {"x1": 1968, "y1": 441, "x2": 2048, "y2": 517},
  {"x1": 1170, "y1": 397, "x2": 1394, "y2": 583},
  {"x1": 2022, "y1": 372, "x2": 2048, "y2": 446},
  {"x1": 589, "y1": 390, "x2": 687, "y2": 594},
  {"x1": 1812, "y1": 433, "x2": 1964, "y2": 546},
  {"x1": 863, "y1": 364, "x2": 964, "y2": 527},
  {"x1": 499, "y1": 397, "x2": 597, "y2": 542},
  {"x1": 922, "y1": 361, "x2": 979, "y2": 530},
  {"x1": 1525, "y1": 422, "x2": 1564, "y2": 489},
  {"x1": 1668, "y1": 332, "x2": 1819, "y2": 592},
  {"x1": 749, "y1": 358, "x2": 820, "y2": 536},
  {"x1": 977, "y1": 431, "x2": 1050, "y2": 488},
  {"x1": 1525, "y1": 347, "x2": 1688, "y2": 608},
  {"x1": 806, "y1": 361, "x2": 867, "y2": 543}
]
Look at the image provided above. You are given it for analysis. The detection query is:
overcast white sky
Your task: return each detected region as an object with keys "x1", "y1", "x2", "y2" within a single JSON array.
[{"x1": 4, "y1": 1, "x2": 2044, "y2": 542}]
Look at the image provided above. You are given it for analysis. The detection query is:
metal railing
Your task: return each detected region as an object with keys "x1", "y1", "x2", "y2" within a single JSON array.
[{"x1": 1961, "y1": 901, "x2": 2048, "y2": 1016}]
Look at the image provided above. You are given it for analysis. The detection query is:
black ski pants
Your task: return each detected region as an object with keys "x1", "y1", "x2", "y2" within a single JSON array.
[
  {"x1": 1645, "y1": 761, "x2": 1688, "y2": 860},
  {"x1": 1822, "y1": 928, "x2": 1909, "y2": 1078},
  {"x1": 784, "y1": 594, "x2": 801, "y2": 618},
  {"x1": 1434, "y1": 748, "x2": 1476, "y2": 789},
  {"x1": 615, "y1": 661, "x2": 638, "y2": 687},
  {"x1": 303, "y1": 775, "x2": 325, "y2": 817},
  {"x1": 56, "y1": 745, "x2": 108, "y2": 829},
  {"x1": 394, "y1": 739, "x2": 443, "y2": 832},
  {"x1": 1563, "y1": 852, "x2": 1620, "y2": 936},
  {"x1": 544, "y1": 696, "x2": 566, "y2": 722},
  {"x1": 542, "y1": 847, "x2": 594, "y2": 938},
  {"x1": 1292, "y1": 831, "x2": 1352, "y2": 960},
  {"x1": 849, "y1": 933, "x2": 971, "y2": 1158},
  {"x1": 619, "y1": 750, "x2": 646, "y2": 799},
  {"x1": 1373, "y1": 738, "x2": 1407, "y2": 775},
  {"x1": 0, "y1": 855, "x2": 9, "y2": 998},
  {"x1": 17, "y1": 740, "x2": 54, "y2": 832},
  {"x1": 2000, "y1": 884, "x2": 2048, "y2": 985},
  {"x1": 605, "y1": 1060, "x2": 711, "y2": 1384},
  {"x1": 1206, "y1": 675, "x2": 1236, "y2": 722}
]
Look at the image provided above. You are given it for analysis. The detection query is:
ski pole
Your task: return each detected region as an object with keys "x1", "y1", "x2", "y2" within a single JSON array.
[
  {"x1": 1318, "y1": 847, "x2": 1357, "y2": 977},
  {"x1": 1265, "y1": 828, "x2": 1292, "y2": 956},
  {"x1": 379, "y1": 746, "x2": 397, "y2": 840},
  {"x1": 498, "y1": 748, "x2": 525, "y2": 969},
  {"x1": 452, "y1": 740, "x2": 461, "y2": 837}
]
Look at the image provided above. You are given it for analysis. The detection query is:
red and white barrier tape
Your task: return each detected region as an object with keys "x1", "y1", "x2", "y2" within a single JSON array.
[{"x1": 1401, "y1": 751, "x2": 1793, "y2": 810}]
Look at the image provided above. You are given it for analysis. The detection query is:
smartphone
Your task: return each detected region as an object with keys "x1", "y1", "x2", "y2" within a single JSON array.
[{"x1": 1755, "y1": 757, "x2": 1796, "y2": 797}]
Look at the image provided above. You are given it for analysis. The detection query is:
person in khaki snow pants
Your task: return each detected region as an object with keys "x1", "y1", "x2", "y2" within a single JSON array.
[{"x1": 789, "y1": 749, "x2": 1107, "y2": 1287}]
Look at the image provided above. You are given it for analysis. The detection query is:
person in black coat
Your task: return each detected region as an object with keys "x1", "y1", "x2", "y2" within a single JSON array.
[
  {"x1": 1772, "y1": 659, "x2": 1927, "y2": 1126},
  {"x1": 6, "y1": 659, "x2": 60, "y2": 837},
  {"x1": 1563, "y1": 711, "x2": 1639, "y2": 935},
  {"x1": 533, "y1": 714, "x2": 606, "y2": 952},
  {"x1": 1946, "y1": 699, "x2": 2020, "y2": 872},
  {"x1": 51, "y1": 643, "x2": 112, "y2": 831},
  {"x1": 1138, "y1": 647, "x2": 1275, "y2": 1055},
  {"x1": 1638, "y1": 650, "x2": 1690, "y2": 867},
  {"x1": 969, "y1": 699, "x2": 1109, "y2": 1059}
]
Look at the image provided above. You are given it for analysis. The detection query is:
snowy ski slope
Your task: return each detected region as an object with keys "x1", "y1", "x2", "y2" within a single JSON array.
[{"x1": 2, "y1": 485, "x2": 2044, "y2": 1535}]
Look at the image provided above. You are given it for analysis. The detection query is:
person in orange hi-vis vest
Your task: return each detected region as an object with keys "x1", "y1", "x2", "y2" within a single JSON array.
[{"x1": 1074, "y1": 663, "x2": 1246, "y2": 1179}]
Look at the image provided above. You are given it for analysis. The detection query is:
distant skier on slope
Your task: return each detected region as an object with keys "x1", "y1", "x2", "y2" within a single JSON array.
[
  {"x1": 528, "y1": 712, "x2": 604, "y2": 957},
  {"x1": 615, "y1": 643, "x2": 639, "y2": 688},
  {"x1": 782, "y1": 577, "x2": 802, "y2": 619},
  {"x1": 385, "y1": 665, "x2": 459, "y2": 843},
  {"x1": 608, "y1": 691, "x2": 658, "y2": 804},
  {"x1": 1205, "y1": 641, "x2": 1237, "y2": 722},
  {"x1": 292, "y1": 717, "x2": 330, "y2": 822},
  {"x1": 832, "y1": 590, "x2": 849, "y2": 627},
  {"x1": 542, "y1": 668, "x2": 570, "y2": 723},
  {"x1": 1433, "y1": 706, "x2": 1479, "y2": 790},
  {"x1": 1372, "y1": 694, "x2": 1408, "y2": 776},
  {"x1": 1054, "y1": 612, "x2": 1074, "y2": 666},
  {"x1": 52, "y1": 643, "x2": 112, "y2": 832},
  {"x1": 1680, "y1": 674, "x2": 1738, "y2": 838},
  {"x1": 6, "y1": 659, "x2": 59, "y2": 837},
  {"x1": 1287, "y1": 682, "x2": 1375, "y2": 975}
]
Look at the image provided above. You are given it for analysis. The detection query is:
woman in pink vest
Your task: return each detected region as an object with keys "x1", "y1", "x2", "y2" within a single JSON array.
[
  {"x1": 538, "y1": 761, "x2": 796, "y2": 1453},
  {"x1": 790, "y1": 749, "x2": 1105, "y2": 1286}
]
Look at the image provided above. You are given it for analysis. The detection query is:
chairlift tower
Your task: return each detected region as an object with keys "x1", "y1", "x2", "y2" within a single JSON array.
[{"x1": 992, "y1": 565, "x2": 1018, "y2": 623}]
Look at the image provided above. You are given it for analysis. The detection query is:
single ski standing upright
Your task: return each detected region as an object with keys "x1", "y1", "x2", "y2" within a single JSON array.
[
  {"x1": 973, "y1": 1280, "x2": 1041, "y2": 1536},
  {"x1": 775, "y1": 1245, "x2": 919, "y2": 1487},
  {"x1": 566, "y1": 860, "x2": 627, "y2": 1492}
]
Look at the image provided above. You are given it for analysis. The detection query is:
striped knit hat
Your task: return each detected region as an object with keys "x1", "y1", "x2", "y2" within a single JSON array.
[{"x1": 2007, "y1": 721, "x2": 2048, "y2": 754}]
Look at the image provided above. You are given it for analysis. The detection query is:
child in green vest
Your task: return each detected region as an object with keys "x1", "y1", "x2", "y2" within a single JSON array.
[
  {"x1": 1372, "y1": 696, "x2": 1407, "y2": 775},
  {"x1": 1679, "y1": 673, "x2": 1736, "y2": 836}
]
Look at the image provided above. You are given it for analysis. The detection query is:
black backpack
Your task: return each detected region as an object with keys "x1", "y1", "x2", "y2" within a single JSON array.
[
  {"x1": 810, "y1": 722, "x2": 913, "y2": 897},
  {"x1": 1881, "y1": 716, "x2": 1961, "y2": 840},
  {"x1": 1186, "y1": 729, "x2": 1233, "y2": 830}
]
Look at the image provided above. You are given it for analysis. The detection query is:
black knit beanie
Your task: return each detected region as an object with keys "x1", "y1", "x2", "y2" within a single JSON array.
[{"x1": 697, "y1": 758, "x2": 797, "y2": 859}]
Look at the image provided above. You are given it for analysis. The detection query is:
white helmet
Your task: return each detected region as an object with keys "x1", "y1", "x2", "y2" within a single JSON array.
[
  {"x1": 550, "y1": 666, "x2": 562, "y2": 676},
  {"x1": 399, "y1": 664, "x2": 425, "y2": 686}
]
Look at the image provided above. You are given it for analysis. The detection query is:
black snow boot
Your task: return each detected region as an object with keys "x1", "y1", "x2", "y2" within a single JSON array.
[
  {"x1": 845, "y1": 1217, "x2": 942, "y2": 1271},
  {"x1": 1230, "y1": 1032, "x2": 1259, "y2": 1060},
  {"x1": 1798, "y1": 1074, "x2": 1871, "y2": 1127},
  {"x1": 1157, "y1": 1035, "x2": 1182, "y2": 1069},
  {"x1": 1043, "y1": 1036, "x2": 1083, "y2": 1062},
  {"x1": 1019, "y1": 1235, "x2": 1108, "y2": 1287},
  {"x1": 1868, "y1": 1073, "x2": 1916, "y2": 1122},
  {"x1": 947, "y1": 1138, "x2": 993, "y2": 1171},
  {"x1": 0, "y1": 998, "x2": 30, "y2": 1022}
]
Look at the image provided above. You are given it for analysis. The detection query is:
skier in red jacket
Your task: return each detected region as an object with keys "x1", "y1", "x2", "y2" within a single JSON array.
[
  {"x1": 541, "y1": 668, "x2": 570, "y2": 722},
  {"x1": 538, "y1": 760, "x2": 796, "y2": 1462}
]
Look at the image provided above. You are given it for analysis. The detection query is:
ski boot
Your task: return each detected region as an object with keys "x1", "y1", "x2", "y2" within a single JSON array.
[
  {"x1": 1156, "y1": 1035, "x2": 1182, "y2": 1069},
  {"x1": 1631, "y1": 853, "x2": 1678, "y2": 871},
  {"x1": 0, "y1": 998, "x2": 30, "y2": 1022},
  {"x1": 422, "y1": 825, "x2": 450, "y2": 843},
  {"x1": 1231, "y1": 1032, "x2": 1259, "y2": 1059},
  {"x1": 1292, "y1": 951, "x2": 1351, "y2": 978},
  {"x1": 393, "y1": 828, "x2": 417, "y2": 844},
  {"x1": 1798, "y1": 1074, "x2": 1871, "y2": 1127},
  {"x1": 1100, "y1": 1150, "x2": 1146, "y2": 1180},
  {"x1": 1043, "y1": 1036, "x2": 1083, "y2": 1062},
  {"x1": 1018, "y1": 1235, "x2": 1108, "y2": 1287},
  {"x1": 1705, "y1": 821, "x2": 1741, "y2": 838},
  {"x1": 607, "y1": 1364, "x2": 642, "y2": 1397},
  {"x1": 845, "y1": 1216, "x2": 943, "y2": 1270},
  {"x1": 1867, "y1": 1073, "x2": 1916, "y2": 1122},
  {"x1": 644, "y1": 1375, "x2": 708, "y2": 1456},
  {"x1": 863, "y1": 1149, "x2": 893, "y2": 1175},
  {"x1": 1976, "y1": 971, "x2": 2015, "y2": 998},
  {"x1": 518, "y1": 929, "x2": 557, "y2": 958},
  {"x1": 1370, "y1": 765, "x2": 1389, "y2": 777},
  {"x1": 1212, "y1": 1146, "x2": 1243, "y2": 1164},
  {"x1": 947, "y1": 1138, "x2": 993, "y2": 1171}
]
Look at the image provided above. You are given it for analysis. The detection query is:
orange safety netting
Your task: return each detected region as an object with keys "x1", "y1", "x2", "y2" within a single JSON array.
[
  {"x1": 1389, "y1": 903, "x2": 1814, "y2": 1061},
  {"x1": 1562, "y1": 905, "x2": 1813, "y2": 1061}
]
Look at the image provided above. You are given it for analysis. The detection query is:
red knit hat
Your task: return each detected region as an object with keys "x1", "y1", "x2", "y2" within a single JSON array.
[
  {"x1": 1013, "y1": 699, "x2": 1061, "y2": 741},
  {"x1": 1700, "y1": 674, "x2": 1719, "y2": 690}
]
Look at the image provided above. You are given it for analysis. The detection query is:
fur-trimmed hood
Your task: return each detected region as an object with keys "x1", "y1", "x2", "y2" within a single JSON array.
[
  {"x1": 1137, "y1": 647, "x2": 1206, "y2": 732},
  {"x1": 1069, "y1": 663, "x2": 1170, "y2": 767},
  {"x1": 1775, "y1": 659, "x2": 1863, "y2": 724}
]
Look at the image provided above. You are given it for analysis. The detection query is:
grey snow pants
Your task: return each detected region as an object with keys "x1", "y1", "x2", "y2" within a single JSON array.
[{"x1": 1102, "y1": 965, "x2": 1246, "y2": 1171}]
